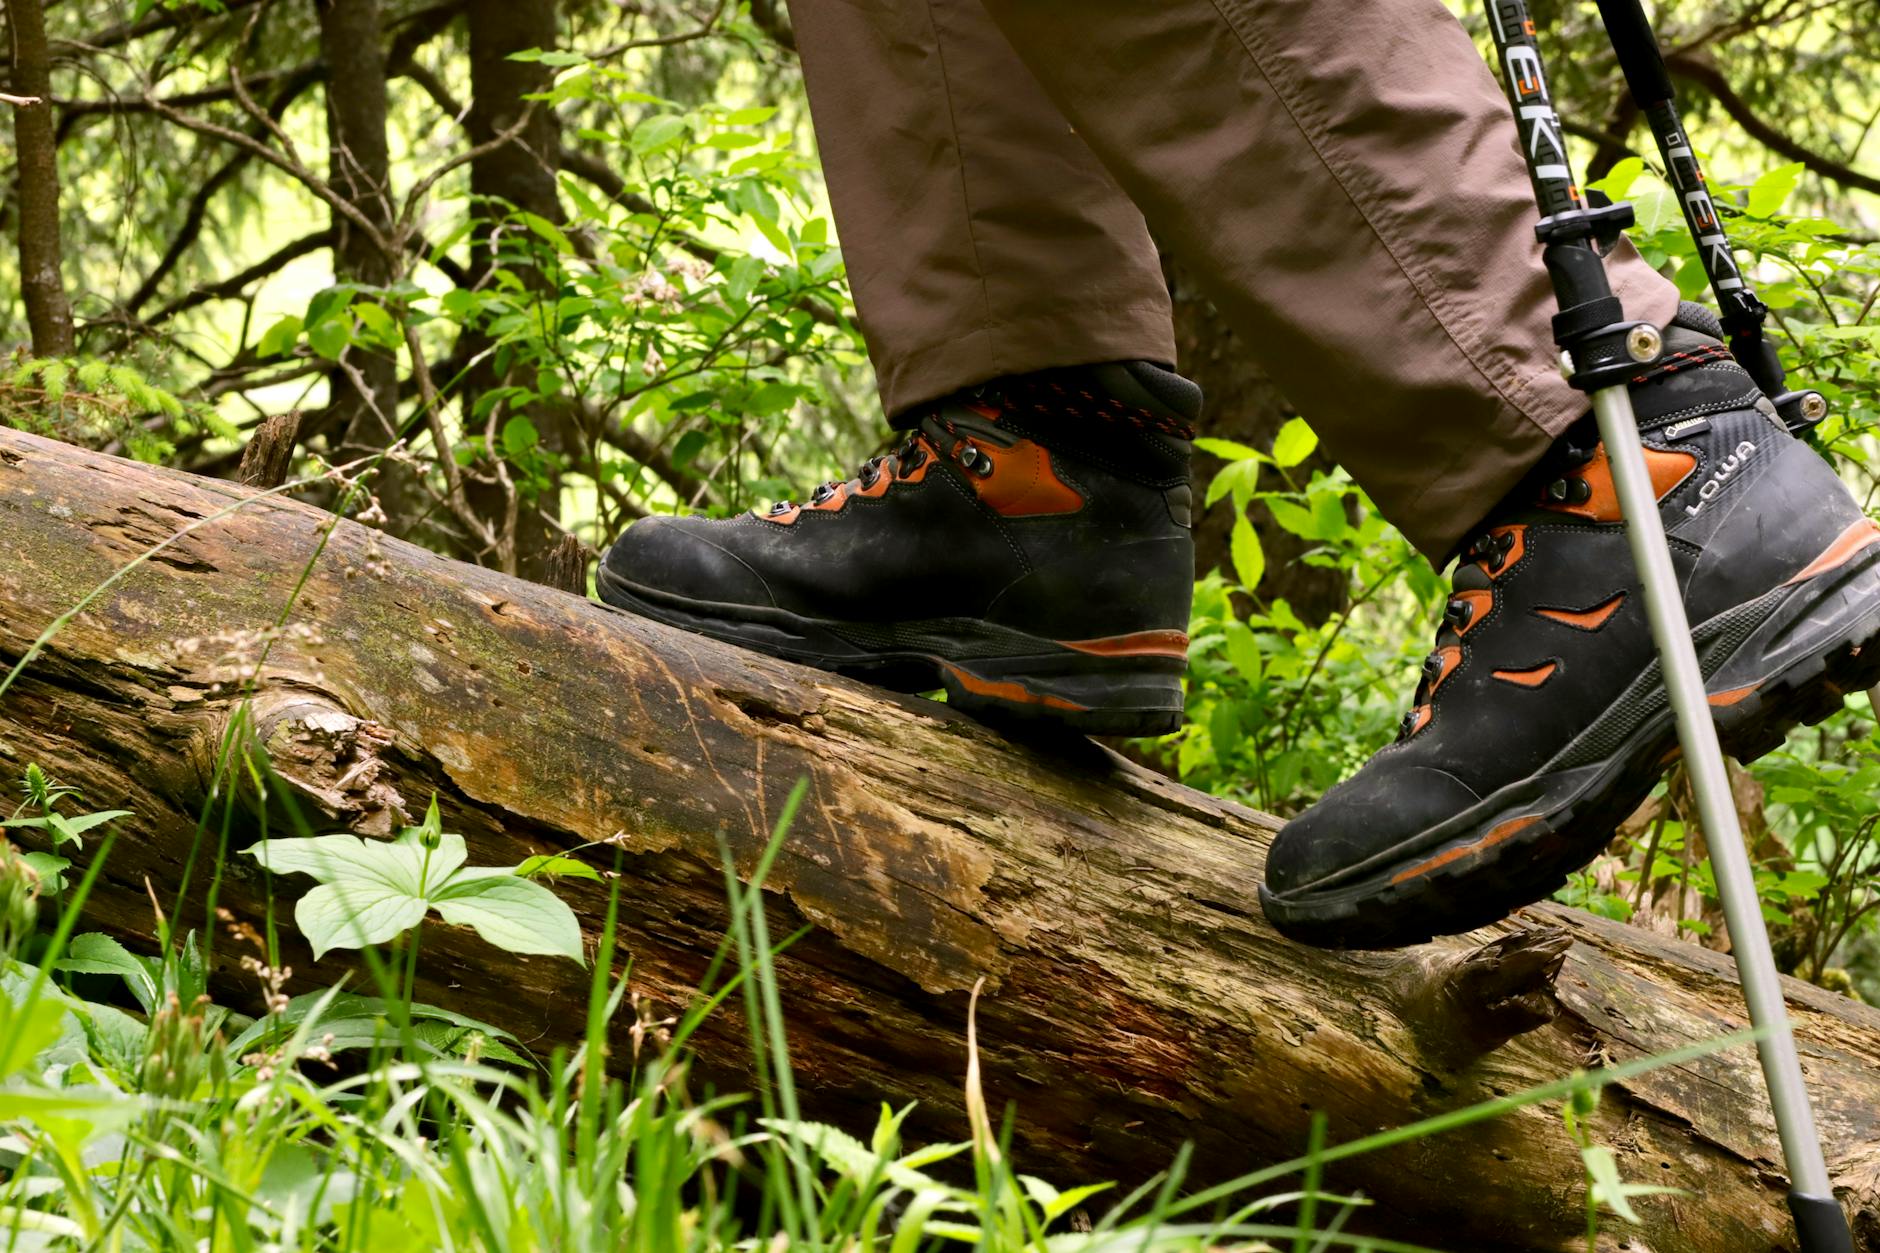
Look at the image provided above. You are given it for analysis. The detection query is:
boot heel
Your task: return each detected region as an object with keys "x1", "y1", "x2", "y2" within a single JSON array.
[{"x1": 936, "y1": 653, "x2": 1185, "y2": 737}]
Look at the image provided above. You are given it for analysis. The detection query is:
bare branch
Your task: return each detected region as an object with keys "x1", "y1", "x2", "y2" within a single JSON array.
[{"x1": 1667, "y1": 52, "x2": 1880, "y2": 198}]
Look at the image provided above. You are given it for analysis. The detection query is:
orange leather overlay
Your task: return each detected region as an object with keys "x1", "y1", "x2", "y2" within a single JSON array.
[
  {"x1": 1541, "y1": 446, "x2": 1697, "y2": 523},
  {"x1": 1535, "y1": 591, "x2": 1625, "y2": 631},
  {"x1": 1476, "y1": 525, "x2": 1527, "y2": 577},
  {"x1": 1452, "y1": 589, "x2": 1495, "y2": 637},
  {"x1": 1390, "y1": 815, "x2": 1542, "y2": 885},
  {"x1": 941, "y1": 663, "x2": 1086, "y2": 711},
  {"x1": 1404, "y1": 704, "x2": 1432, "y2": 737},
  {"x1": 1492, "y1": 661, "x2": 1557, "y2": 688},
  {"x1": 1430, "y1": 645, "x2": 1462, "y2": 694},
  {"x1": 970, "y1": 439, "x2": 1085, "y2": 517},
  {"x1": 1058, "y1": 629, "x2": 1190, "y2": 659},
  {"x1": 1782, "y1": 518, "x2": 1880, "y2": 586},
  {"x1": 807, "y1": 483, "x2": 849, "y2": 513},
  {"x1": 1707, "y1": 683, "x2": 1761, "y2": 707}
]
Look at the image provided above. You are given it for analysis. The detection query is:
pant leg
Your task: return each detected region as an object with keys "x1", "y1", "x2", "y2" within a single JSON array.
[
  {"x1": 787, "y1": 0, "x2": 1176, "y2": 416},
  {"x1": 978, "y1": 0, "x2": 1681, "y2": 561}
]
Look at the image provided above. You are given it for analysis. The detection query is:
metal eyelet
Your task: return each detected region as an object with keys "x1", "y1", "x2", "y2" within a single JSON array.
[
  {"x1": 1444, "y1": 600, "x2": 1474, "y2": 631},
  {"x1": 958, "y1": 441, "x2": 994, "y2": 477}
]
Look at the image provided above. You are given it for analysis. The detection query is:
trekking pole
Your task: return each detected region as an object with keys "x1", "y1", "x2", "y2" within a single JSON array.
[
  {"x1": 1590, "y1": 0, "x2": 1828, "y2": 437},
  {"x1": 1478, "y1": 6, "x2": 1853, "y2": 1251}
]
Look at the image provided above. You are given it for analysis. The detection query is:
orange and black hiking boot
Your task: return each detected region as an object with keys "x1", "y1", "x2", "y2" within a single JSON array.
[
  {"x1": 597, "y1": 361, "x2": 1200, "y2": 736},
  {"x1": 1261, "y1": 303, "x2": 1880, "y2": 949}
]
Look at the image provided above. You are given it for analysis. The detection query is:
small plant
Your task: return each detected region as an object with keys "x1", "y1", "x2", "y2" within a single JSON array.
[{"x1": 244, "y1": 795, "x2": 585, "y2": 963}]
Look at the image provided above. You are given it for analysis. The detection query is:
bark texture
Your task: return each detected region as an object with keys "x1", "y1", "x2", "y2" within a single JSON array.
[
  {"x1": 317, "y1": 0, "x2": 407, "y2": 521},
  {"x1": 1, "y1": 426, "x2": 1878, "y2": 1252},
  {"x1": 7, "y1": 0, "x2": 75, "y2": 357},
  {"x1": 460, "y1": 0, "x2": 568, "y2": 582},
  {"x1": 1165, "y1": 259, "x2": 1347, "y2": 625}
]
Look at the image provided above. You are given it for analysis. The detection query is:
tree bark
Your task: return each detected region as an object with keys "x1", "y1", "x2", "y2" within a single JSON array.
[
  {"x1": 1, "y1": 425, "x2": 1877, "y2": 1252},
  {"x1": 1165, "y1": 259, "x2": 1347, "y2": 626},
  {"x1": 317, "y1": 0, "x2": 409, "y2": 526},
  {"x1": 7, "y1": 0, "x2": 75, "y2": 357},
  {"x1": 460, "y1": 0, "x2": 569, "y2": 583}
]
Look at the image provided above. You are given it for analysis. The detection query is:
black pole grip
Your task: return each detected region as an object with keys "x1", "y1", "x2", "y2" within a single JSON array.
[{"x1": 1593, "y1": 0, "x2": 1676, "y2": 106}]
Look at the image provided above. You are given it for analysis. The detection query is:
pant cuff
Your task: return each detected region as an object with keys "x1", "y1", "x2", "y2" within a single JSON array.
[{"x1": 872, "y1": 300, "x2": 1177, "y2": 416}]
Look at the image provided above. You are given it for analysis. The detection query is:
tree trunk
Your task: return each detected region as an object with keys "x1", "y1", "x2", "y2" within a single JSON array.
[
  {"x1": 1165, "y1": 259, "x2": 1347, "y2": 626},
  {"x1": 7, "y1": 0, "x2": 75, "y2": 357},
  {"x1": 0, "y1": 425, "x2": 1876, "y2": 1253},
  {"x1": 460, "y1": 0, "x2": 568, "y2": 582},
  {"x1": 317, "y1": 0, "x2": 410, "y2": 527}
]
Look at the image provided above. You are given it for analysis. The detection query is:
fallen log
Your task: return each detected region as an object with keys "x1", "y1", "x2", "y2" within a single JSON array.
[{"x1": 0, "y1": 424, "x2": 1876, "y2": 1252}]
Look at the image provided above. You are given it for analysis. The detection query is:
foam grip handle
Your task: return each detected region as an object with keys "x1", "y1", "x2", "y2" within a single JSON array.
[
  {"x1": 1594, "y1": 0, "x2": 1676, "y2": 106},
  {"x1": 1788, "y1": 1192, "x2": 1854, "y2": 1253}
]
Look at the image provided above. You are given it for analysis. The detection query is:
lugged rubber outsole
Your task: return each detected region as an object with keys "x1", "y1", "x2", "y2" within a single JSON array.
[
  {"x1": 595, "y1": 562, "x2": 1186, "y2": 738},
  {"x1": 1260, "y1": 547, "x2": 1880, "y2": 950}
]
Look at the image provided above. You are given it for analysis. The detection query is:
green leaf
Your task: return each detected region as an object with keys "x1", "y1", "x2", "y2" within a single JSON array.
[
  {"x1": 1267, "y1": 497, "x2": 1319, "y2": 539},
  {"x1": 58, "y1": 933, "x2": 158, "y2": 1013},
  {"x1": 502, "y1": 416, "x2": 541, "y2": 458},
  {"x1": 431, "y1": 876, "x2": 584, "y2": 963},
  {"x1": 513, "y1": 854, "x2": 602, "y2": 882},
  {"x1": 21, "y1": 852, "x2": 68, "y2": 893},
  {"x1": 1587, "y1": 156, "x2": 1644, "y2": 201},
  {"x1": 1222, "y1": 619, "x2": 1262, "y2": 684},
  {"x1": 630, "y1": 115, "x2": 689, "y2": 155},
  {"x1": 296, "y1": 882, "x2": 430, "y2": 960},
  {"x1": 1204, "y1": 458, "x2": 1260, "y2": 510},
  {"x1": 1270, "y1": 417, "x2": 1318, "y2": 468},
  {"x1": 306, "y1": 319, "x2": 352, "y2": 361},
  {"x1": 1230, "y1": 513, "x2": 1265, "y2": 590},
  {"x1": 1747, "y1": 162, "x2": 1805, "y2": 218},
  {"x1": 1193, "y1": 437, "x2": 1262, "y2": 463}
]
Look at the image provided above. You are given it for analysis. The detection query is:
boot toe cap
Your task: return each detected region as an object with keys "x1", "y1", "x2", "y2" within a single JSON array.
[
  {"x1": 1265, "y1": 764, "x2": 1482, "y2": 896},
  {"x1": 602, "y1": 517, "x2": 776, "y2": 608}
]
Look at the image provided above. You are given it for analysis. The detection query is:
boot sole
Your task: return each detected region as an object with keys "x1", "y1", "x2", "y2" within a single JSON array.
[
  {"x1": 595, "y1": 563, "x2": 1187, "y2": 737},
  {"x1": 1259, "y1": 525, "x2": 1880, "y2": 950}
]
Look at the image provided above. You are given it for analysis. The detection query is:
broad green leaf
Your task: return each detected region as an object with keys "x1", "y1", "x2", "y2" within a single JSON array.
[
  {"x1": 59, "y1": 933, "x2": 158, "y2": 1013},
  {"x1": 295, "y1": 882, "x2": 430, "y2": 960},
  {"x1": 630, "y1": 115, "x2": 688, "y2": 155},
  {"x1": 431, "y1": 876, "x2": 584, "y2": 962},
  {"x1": 1223, "y1": 619, "x2": 1262, "y2": 684},
  {"x1": 1230, "y1": 513, "x2": 1265, "y2": 590},
  {"x1": 1204, "y1": 458, "x2": 1260, "y2": 511},
  {"x1": 257, "y1": 315, "x2": 304, "y2": 360},
  {"x1": 1747, "y1": 162, "x2": 1805, "y2": 218},
  {"x1": 21, "y1": 852, "x2": 68, "y2": 892},
  {"x1": 306, "y1": 319, "x2": 352, "y2": 362},
  {"x1": 1267, "y1": 497, "x2": 1318, "y2": 539},
  {"x1": 1587, "y1": 156, "x2": 1644, "y2": 201},
  {"x1": 1270, "y1": 417, "x2": 1318, "y2": 468}
]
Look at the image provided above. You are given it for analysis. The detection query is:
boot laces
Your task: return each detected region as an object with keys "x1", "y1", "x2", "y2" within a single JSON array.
[{"x1": 770, "y1": 413, "x2": 961, "y2": 514}]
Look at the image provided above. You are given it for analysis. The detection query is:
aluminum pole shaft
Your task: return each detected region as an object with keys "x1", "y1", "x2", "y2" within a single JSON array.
[{"x1": 1590, "y1": 382, "x2": 1835, "y2": 1201}]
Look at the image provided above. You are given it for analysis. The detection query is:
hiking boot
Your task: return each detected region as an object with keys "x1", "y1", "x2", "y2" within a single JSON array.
[
  {"x1": 1260, "y1": 303, "x2": 1880, "y2": 949},
  {"x1": 597, "y1": 361, "x2": 1201, "y2": 736}
]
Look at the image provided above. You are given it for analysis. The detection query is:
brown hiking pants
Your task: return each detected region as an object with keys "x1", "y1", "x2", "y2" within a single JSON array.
[{"x1": 787, "y1": 0, "x2": 1680, "y2": 559}]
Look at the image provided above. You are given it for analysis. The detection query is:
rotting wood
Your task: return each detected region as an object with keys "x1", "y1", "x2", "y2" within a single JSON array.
[{"x1": 0, "y1": 425, "x2": 1876, "y2": 1252}]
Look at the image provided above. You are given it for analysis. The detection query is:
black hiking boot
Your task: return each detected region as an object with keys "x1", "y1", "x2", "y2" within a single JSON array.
[
  {"x1": 1260, "y1": 303, "x2": 1880, "y2": 949},
  {"x1": 597, "y1": 361, "x2": 1201, "y2": 736}
]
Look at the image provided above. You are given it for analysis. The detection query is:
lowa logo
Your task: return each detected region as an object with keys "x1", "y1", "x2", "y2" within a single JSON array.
[{"x1": 1685, "y1": 440, "x2": 1757, "y2": 517}]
